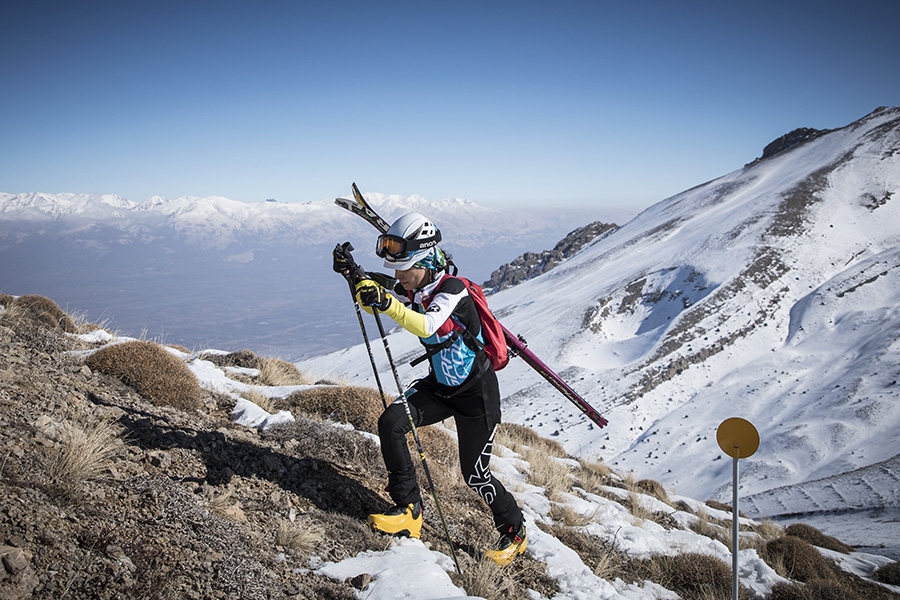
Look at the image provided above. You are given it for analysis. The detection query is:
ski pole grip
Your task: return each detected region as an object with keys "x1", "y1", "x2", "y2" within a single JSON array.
[{"x1": 333, "y1": 241, "x2": 369, "y2": 285}]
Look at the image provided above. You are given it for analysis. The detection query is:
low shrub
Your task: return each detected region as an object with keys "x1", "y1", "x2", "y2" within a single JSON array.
[
  {"x1": 769, "y1": 580, "x2": 859, "y2": 600},
  {"x1": 638, "y1": 552, "x2": 738, "y2": 600},
  {"x1": 85, "y1": 340, "x2": 203, "y2": 410},
  {"x1": 572, "y1": 458, "x2": 615, "y2": 497},
  {"x1": 635, "y1": 478, "x2": 671, "y2": 505},
  {"x1": 705, "y1": 499, "x2": 732, "y2": 513},
  {"x1": 283, "y1": 385, "x2": 384, "y2": 434},
  {"x1": 784, "y1": 523, "x2": 853, "y2": 554},
  {"x1": 8, "y1": 294, "x2": 76, "y2": 332},
  {"x1": 496, "y1": 422, "x2": 567, "y2": 457},
  {"x1": 765, "y1": 536, "x2": 838, "y2": 583},
  {"x1": 201, "y1": 349, "x2": 259, "y2": 369},
  {"x1": 262, "y1": 414, "x2": 383, "y2": 475},
  {"x1": 257, "y1": 356, "x2": 308, "y2": 386},
  {"x1": 751, "y1": 519, "x2": 784, "y2": 542},
  {"x1": 874, "y1": 561, "x2": 900, "y2": 586}
]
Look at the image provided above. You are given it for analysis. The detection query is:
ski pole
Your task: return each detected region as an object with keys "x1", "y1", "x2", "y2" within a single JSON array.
[
  {"x1": 333, "y1": 242, "x2": 388, "y2": 409},
  {"x1": 368, "y1": 304, "x2": 462, "y2": 575}
]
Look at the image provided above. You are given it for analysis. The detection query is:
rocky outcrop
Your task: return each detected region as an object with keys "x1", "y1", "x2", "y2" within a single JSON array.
[
  {"x1": 760, "y1": 127, "x2": 832, "y2": 160},
  {"x1": 483, "y1": 221, "x2": 617, "y2": 293}
]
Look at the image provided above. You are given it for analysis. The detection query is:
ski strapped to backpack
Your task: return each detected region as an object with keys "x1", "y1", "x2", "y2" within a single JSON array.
[{"x1": 334, "y1": 183, "x2": 608, "y2": 429}]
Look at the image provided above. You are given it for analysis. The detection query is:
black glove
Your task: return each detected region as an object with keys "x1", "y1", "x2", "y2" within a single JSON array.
[
  {"x1": 333, "y1": 242, "x2": 354, "y2": 274},
  {"x1": 355, "y1": 280, "x2": 392, "y2": 311}
]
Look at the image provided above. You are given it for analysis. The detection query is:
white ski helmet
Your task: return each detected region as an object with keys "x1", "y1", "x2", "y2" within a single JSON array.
[{"x1": 376, "y1": 212, "x2": 442, "y2": 270}]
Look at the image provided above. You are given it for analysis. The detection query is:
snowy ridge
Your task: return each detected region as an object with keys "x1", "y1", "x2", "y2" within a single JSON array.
[
  {"x1": 299, "y1": 106, "x2": 900, "y2": 541},
  {"x1": 743, "y1": 453, "x2": 900, "y2": 517},
  {"x1": 0, "y1": 189, "x2": 593, "y2": 250}
]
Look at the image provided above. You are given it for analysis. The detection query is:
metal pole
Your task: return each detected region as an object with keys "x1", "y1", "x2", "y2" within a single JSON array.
[{"x1": 732, "y1": 454, "x2": 739, "y2": 600}]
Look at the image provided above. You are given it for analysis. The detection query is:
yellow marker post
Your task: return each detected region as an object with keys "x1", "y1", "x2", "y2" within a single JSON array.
[{"x1": 716, "y1": 417, "x2": 760, "y2": 600}]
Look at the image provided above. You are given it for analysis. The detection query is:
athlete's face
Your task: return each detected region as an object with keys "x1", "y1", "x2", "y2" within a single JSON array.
[{"x1": 395, "y1": 266, "x2": 428, "y2": 290}]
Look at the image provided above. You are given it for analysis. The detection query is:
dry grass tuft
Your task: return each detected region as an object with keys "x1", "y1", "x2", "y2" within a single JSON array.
[
  {"x1": 495, "y1": 422, "x2": 567, "y2": 457},
  {"x1": 548, "y1": 502, "x2": 597, "y2": 527},
  {"x1": 244, "y1": 389, "x2": 277, "y2": 413},
  {"x1": 703, "y1": 498, "x2": 748, "y2": 519},
  {"x1": 768, "y1": 580, "x2": 852, "y2": 600},
  {"x1": 874, "y1": 561, "x2": 900, "y2": 586},
  {"x1": 496, "y1": 422, "x2": 574, "y2": 499},
  {"x1": 201, "y1": 349, "x2": 260, "y2": 368},
  {"x1": 751, "y1": 518, "x2": 784, "y2": 542},
  {"x1": 199, "y1": 350, "x2": 310, "y2": 386},
  {"x1": 85, "y1": 340, "x2": 203, "y2": 410},
  {"x1": 544, "y1": 523, "x2": 629, "y2": 581},
  {"x1": 406, "y1": 424, "x2": 465, "y2": 494},
  {"x1": 783, "y1": 523, "x2": 853, "y2": 554},
  {"x1": 626, "y1": 490, "x2": 654, "y2": 522},
  {"x1": 449, "y1": 526, "x2": 557, "y2": 599},
  {"x1": 637, "y1": 552, "x2": 736, "y2": 600},
  {"x1": 283, "y1": 385, "x2": 385, "y2": 434},
  {"x1": 634, "y1": 478, "x2": 671, "y2": 505},
  {"x1": 574, "y1": 457, "x2": 614, "y2": 493},
  {"x1": 525, "y1": 449, "x2": 574, "y2": 500},
  {"x1": 276, "y1": 519, "x2": 324, "y2": 556},
  {"x1": 257, "y1": 356, "x2": 309, "y2": 386},
  {"x1": 765, "y1": 536, "x2": 838, "y2": 583},
  {"x1": 690, "y1": 508, "x2": 730, "y2": 546},
  {"x1": 453, "y1": 554, "x2": 518, "y2": 600},
  {"x1": 205, "y1": 488, "x2": 248, "y2": 522},
  {"x1": 43, "y1": 419, "x2": 124, "y2": 494},
  {"x1": 5, "y1": 294, "x2": 77, "y2": 332}
]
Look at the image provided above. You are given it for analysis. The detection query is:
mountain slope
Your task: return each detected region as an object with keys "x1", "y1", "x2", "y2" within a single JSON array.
[{"x1": 301, "y1": 107, "x2": 900, "y2": 536}]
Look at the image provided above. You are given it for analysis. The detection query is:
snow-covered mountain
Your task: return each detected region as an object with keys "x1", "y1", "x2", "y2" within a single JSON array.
[
  {"x1": 0, "y1": 188, "x2": 606, "y2": 359},
  {"x1": 300, "y1": 106, "x2": 900, "y2": 548},
  {"x1": 0, "y1": 190, "x2": 596, "y2": 250}
]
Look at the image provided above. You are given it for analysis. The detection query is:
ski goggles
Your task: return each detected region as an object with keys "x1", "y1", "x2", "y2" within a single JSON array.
[{"x1": 375, "y1": 231, "x2": 442, "y2": 260}]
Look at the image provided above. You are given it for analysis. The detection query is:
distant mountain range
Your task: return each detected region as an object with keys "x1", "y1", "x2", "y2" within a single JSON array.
[
  {"x1": 300, "y1": 106, "x2": 900, "y2": 548},
  {"x1": 0, "y1": 187, "x2": 605, "y2": 359}
]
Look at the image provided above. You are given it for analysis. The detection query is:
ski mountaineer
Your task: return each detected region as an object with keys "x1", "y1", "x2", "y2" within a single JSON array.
[{"x1": 342, "y1": 211, "x2": 527, "y2": 567}]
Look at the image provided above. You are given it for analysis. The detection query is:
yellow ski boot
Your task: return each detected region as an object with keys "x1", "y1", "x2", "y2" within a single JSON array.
[
  {"x1": 367, "y1": 502, "x2": 423, "y2": 539},
  {"x1": 485, "y1": 522, "x2": 527, "y2": 566}
]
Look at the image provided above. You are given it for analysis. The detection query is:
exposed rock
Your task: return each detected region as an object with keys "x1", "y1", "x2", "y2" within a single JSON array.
[
  {"x1": 483, "y1": 221, "x2": 618, "y2": 293},
  {"x1": 759, "y1": 127, "x2": 831, "y2": 160}
]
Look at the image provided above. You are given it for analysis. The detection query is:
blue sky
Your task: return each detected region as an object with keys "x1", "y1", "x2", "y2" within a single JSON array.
[{"x1": 1, "y1": 1, "x2": 897, "y2": 218}]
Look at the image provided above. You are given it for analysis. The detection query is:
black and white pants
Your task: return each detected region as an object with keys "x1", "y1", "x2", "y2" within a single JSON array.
[{"x1": 377, "y1": 371, "x2": 523, "y2": 531}]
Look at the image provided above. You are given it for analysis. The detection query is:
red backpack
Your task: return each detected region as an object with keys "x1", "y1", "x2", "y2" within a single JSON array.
[
  {"x1": 408, "y1": 274, "x2": 510, "y2": 372},
  {"x1": 448, "y1": 276, "x2": 510, "y2": 371}
]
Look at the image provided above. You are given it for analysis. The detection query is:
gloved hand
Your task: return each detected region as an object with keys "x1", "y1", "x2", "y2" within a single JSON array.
[
  {"x1": 355, "y1": 279, "x2": 392, "y2": 311},
  {"x1": 333, "y1": 243, "x2": 354, "y2": 274}
]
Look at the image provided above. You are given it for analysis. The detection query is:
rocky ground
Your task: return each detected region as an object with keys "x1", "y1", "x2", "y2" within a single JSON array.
[{"x1": 0, "y1": 295, "x2": 562, "y2": 599}]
